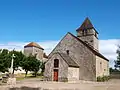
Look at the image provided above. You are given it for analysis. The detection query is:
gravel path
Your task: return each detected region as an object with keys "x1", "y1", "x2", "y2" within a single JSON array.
[{"x1": 1, "y1": 79, "x2": 120, "y2": 90}]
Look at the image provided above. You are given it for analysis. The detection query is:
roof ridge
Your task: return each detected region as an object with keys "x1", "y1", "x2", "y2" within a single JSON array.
[
  {"x1": 24, "y1": 42, "x2": 44, "y2": 50},
  {"x1": 76, "y1": 17, "x2": 98, "y2": 34},
  {"x1": 77, "y1": 17, "x2": 93, "y2": 30},
  {"x1": 57, "y1": 52, "x2": 79, "y2": 67}
]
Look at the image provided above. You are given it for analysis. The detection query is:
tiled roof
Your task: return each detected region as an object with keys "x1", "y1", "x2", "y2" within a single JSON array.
[
  {"x1": 56, "y1": 52, "x2": 79, "y2": 68},
  {"x1": 24, "y1": 42, "x2": 44, "y2": 50},
  {"x1": 76, "y1": 17, "x2": 98, "y2": 34}
]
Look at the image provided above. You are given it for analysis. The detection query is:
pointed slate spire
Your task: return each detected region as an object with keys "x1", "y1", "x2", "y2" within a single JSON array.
[{"x1": 76, "y1": 17, "x2": 98, "y2": 34}]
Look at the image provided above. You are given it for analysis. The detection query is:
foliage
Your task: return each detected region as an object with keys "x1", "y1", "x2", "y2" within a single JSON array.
[
  {"x1": 109, "y1": 67, "x2": 120, "y2": 73},
  {"x1": 0, "y1": 49, "x2": 25, "y2": 74},
  {"x1": 0, "y1": 48, "x2": 44, "y2": 77},
  {"x1": 0, "y1": 49, "x2": 10, "y2": 73},
  {"x1": 28, "y1": 56, "x2": 41, "y2": 77},
  {"x1": 20, "y1": 56, "x2": 31, "y2": 77},
  {"x1": 9, "y1": 50, "x2": 25, "y2": 74},
  {"x1": 21, "y1": 55, "x2": 42, "y2": 77},
  {"x1": 97, "y1": 76, "x2": 110, "y2": 82},
  {"x1": 40, "y1": 61, "x2": 45, "y2": 73},
  {"x1": 114, "y1": 45, "x2": 120, "y2": 70}
]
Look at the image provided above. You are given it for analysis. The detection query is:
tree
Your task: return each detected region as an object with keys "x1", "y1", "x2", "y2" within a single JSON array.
[
  {"x1": 21, "y1": 55, "x2": 41, "y2": 77},
  {"x1": 9, "y1": 50, "x2": 25, "y2": 74},
  {"x1": 40, "y1": 61, "x2": 45, "y2": 73},
  {"x1": 20, "y1": 56, "x2": 31, "y2": 77},
  {"x1": 0, "y1": 49, "x2": 10, "y2": 73},
  {"x1": 114, "y1": 45, "x2": 120, "y2": 70},
  {"x1": 29, "y1": 56, "x2": 41, "y2": 77}
]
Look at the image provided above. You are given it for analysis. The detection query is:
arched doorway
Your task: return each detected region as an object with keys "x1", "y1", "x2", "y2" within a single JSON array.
[
  {"x1": 53, "y1": 59, "x2": 59, "y2": 81},
  {"x1": 54, "y1": 69, "x2": 58, "y2": 81}
]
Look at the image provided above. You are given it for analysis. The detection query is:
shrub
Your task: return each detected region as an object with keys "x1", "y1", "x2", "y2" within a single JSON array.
[
  {"x1": 59, "y1": 77, "x2": 68, "y2": 82},
  {"x1": 97, "y1": 76, "x2": 110, "y2": 82}
]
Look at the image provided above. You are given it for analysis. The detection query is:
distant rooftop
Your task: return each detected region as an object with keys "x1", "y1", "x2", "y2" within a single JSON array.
[{"x1": 24, "y1": 42, "x2": 44, "y2": 50}]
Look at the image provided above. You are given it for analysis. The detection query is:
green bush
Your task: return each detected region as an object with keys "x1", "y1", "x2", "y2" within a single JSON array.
[
  {"x1": 32, "y1": 72, "x2": 44, "y2": 76},
  {"x1": 37, "y1": 72, "x2": 44, "y2": 76},
  {"x1": 97, "y1": 76, "x2": 110, "y2": 82}
]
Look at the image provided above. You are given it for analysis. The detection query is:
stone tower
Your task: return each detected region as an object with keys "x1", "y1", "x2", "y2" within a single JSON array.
[
  {"x1": 76, "y1": 17, "x2": 99, "y2": 51},
  {"x1": 24, "y1": 42, "x2": 44, "y2": 60}
]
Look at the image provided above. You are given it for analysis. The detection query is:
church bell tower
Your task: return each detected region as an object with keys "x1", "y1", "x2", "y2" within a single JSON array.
[{"x1": 76, "y1": 17, "x2": 99, "y2": 51}]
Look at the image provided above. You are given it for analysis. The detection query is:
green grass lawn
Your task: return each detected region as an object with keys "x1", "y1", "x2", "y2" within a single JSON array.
[
  {"x1": 16, "y1": 73, "x2": 44, "y2": 81},
  {"x1": 0, "y1": 73, "x2": 44, "y2": 82}
]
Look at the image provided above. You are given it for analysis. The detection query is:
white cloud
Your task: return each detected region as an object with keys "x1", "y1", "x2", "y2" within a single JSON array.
[
  {"x1": 99, "y1": 39, "x2": 120, "y2": 68},
  {"x1": 37, "y1": 41, "x2": 59, "y2": 55},
  {"x1": 0, "y1": 41, "x2": 59, "y2": 54},
  {"x1": 0, "y1": 39, "x2": 119, "y2": 68}
]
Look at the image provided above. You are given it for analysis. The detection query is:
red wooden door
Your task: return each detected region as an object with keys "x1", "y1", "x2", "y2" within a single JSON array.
[{"x1": 54, "y1": 69, "x2": 58, "y2": 81}]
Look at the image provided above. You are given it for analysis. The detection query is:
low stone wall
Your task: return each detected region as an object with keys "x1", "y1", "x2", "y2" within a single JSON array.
[
  {"x1": 1, "y1": 86, "x2": 75, "y2": 90},
  {"x1": 44, "y1": 77, "x2": 68, "y2": 82},
  {"x1": 58, "y1": 77, "x2": 68, "y2": 82},
  {"x1": 110, "y1": 73, "x2": 120, "y2": 79},
  {"x1": 10, "y1": 86, "x2": 41, "y2": 90},
  {"x1": 43, "y1": 76, "x2": 52, "y2": 81}
]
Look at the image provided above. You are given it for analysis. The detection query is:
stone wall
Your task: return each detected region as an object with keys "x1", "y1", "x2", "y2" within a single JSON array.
[
  {"x1": 3, "y1": 86, "x2": 84, "y2": 90},
  {"x1": 24, "y1": 47, "x2": 34, "y2": 57},
  {"x1": 33, "y1": 47, "x2": 44, "y2": 60},
  {"x1": 68, "y1": 67, "x2": 79, "y2": 81},
  {"x1": 9, "y1": 86, "x2": 41, "y2": 90},
  {"x1": 96, "y1": 56, "x2": 109, "y2": 77},
  {"x1": 77, "y1": 28, "x2": 99, "y2": 50},
  {"x1": 24, "y1": 47, "x2": 44, "y2": 60},
  {"x1": 48, "y1": 33, "x2": 96, "y2": 81},
  {"x1": 93, "y1": 35, "x2": 99, "y2": 51},
  {"x1": 44, "y1": 53, "x2": 68, "y2": 81}
]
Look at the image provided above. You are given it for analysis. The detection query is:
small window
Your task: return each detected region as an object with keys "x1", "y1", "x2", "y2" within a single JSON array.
[
  {"x1": 90, "y1": 40, "x2": 93, "y2": 42},
  {"x1": 54, "y1": 59, "x2": 59, "y2": 68},
  {"x1": 100, "y1": 62, "x2": 102, "y2": 69},
  {"x1": 85, "y1": 30, "x2": 87, "y2": 35},
  {"x1": 95, "y1": 33, "x2": 97, "y2": 38},
  {"x1": 66, "y1": 50, "x2": 69, "y2": 55},
  {"x1": 82, "y1": 30, "x2": 84, "y2": 36}
]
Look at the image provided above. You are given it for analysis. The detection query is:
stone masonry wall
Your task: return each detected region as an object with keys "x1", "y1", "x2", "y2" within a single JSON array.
[
  {"x1": 96, "y1": 56, "x2": 109, "y2": 77},
  {"x1": 24, "y1": 47, "x2": 34, "y2": 57},
  {"x1": 24, "y1": 47, "x2": 44, "y2": 60},
  {"x1": 44, "y1": 53, "x2": 68, "y2": 81},
  {"x1": 68, "y1": 67, "x2": 79, "y2": 81},
  {"x1": 33, "y1": 47, "x2": 44, "y2": 60},
  {"x1": 77, "y1": 28, "x2": 99, "y2": 50},
  {"x1": 48, "y1": 33, "x2": 96, "y2": 81}
]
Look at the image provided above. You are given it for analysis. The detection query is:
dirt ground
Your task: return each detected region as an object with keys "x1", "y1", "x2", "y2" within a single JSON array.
[{"x1": 1, "y1": 79, "x2": 120, "y2": 90}]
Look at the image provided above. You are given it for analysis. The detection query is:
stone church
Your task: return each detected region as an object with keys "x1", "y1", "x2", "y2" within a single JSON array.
[{"x1": 44, "y1": 18, "x2": 109, "y2": 81}]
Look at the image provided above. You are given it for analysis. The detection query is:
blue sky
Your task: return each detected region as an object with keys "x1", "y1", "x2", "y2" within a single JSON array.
[
  {"x1": 0, "y1": 0, "x2": 119, "y2": 67},
  {"x1": 0, "y1": 0, "x2": 119, "y2": 42}
]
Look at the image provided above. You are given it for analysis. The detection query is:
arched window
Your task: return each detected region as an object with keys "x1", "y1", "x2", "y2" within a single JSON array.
[
  {"x1": 100, "y1": 62, "x2": 102, "y2": 69},
  {"x1": 66, "y1": 50, "x2": 69, "y2": 55},
  {"x1": 54, "y1": 59, "x2": 59, "y2": 68},
  {"x1": 82, "y1": 30, "x2": 84, "y2": 36},
  {"x1": 85, "y1": 30, "x2": 87, "y2": 35}
]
